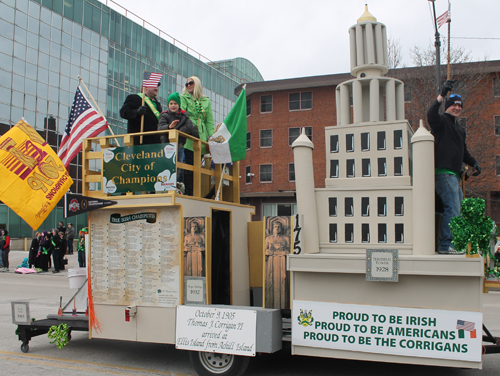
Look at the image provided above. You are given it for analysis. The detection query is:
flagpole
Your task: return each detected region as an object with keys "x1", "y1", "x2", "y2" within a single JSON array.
[
  {"x1": 140, "y1": 70, "x2": 146, "y2": 144},
  {"x1": 429, "y1": 0, "x2": 441, "y2": 94},
  {"x1": 78, "y1": 76, "x2": 120, "y2": 146},
  {"x1": 215, "y1": 163, "x2": 225, "y2": 201},
  {"x1": 447, "y1": 2, "x2": 451, "y2": 80}
]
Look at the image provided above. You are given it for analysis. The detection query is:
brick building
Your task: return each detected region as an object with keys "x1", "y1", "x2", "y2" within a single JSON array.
[{"x1": 239, "y1": 62, "x2": 500, "y2": 225}]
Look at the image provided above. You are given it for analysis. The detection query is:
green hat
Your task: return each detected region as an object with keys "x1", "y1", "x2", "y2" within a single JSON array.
[{"x1": 168, "y1": 92, "x2": 181, "y2": 106}]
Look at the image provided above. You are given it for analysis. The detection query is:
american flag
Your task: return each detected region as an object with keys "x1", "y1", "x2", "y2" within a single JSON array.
[
  {"x1": 456, "y1": 319, "x2": 475, "y2": 331},
  {"x1": 143, "y1": 72, "x2": 163, "y2": 88},
  {"x1": 437, "y1": 3, "x2": 451, "y2": 29},
  {"x1": 58, "y1": 87, "x2": 108, "y2": 168}
]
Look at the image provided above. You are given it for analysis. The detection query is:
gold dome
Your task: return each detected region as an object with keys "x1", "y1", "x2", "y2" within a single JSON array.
[{"x1": 357, "y1": 4, "x2": 377, "y2": 23}]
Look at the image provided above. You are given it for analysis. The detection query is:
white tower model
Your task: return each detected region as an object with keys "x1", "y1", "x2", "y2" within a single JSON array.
[{"x1": 293, "y1": 6, "x2": 435, "y2": 254}]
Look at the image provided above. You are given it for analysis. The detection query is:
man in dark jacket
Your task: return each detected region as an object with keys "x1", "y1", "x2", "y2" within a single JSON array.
[
  {"x1": 120, "y1": 83, "x2": 162, "y2": 145},
  {"x1": 66, "y1": 223, "x2": 75, "y2": 255},
  {"x1": 427, "y1": 80, "x2": 481, "y2": 255}
]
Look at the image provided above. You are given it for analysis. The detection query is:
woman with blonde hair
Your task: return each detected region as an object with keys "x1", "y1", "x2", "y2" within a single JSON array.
[{"x1": 180, "y1": 76, "x2": 214, "y2": 196}]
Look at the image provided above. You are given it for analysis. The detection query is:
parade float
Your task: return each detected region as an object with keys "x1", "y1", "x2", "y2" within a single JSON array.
[{"x1": 14, "y1": 6, "x2": 500, "y2": 376}]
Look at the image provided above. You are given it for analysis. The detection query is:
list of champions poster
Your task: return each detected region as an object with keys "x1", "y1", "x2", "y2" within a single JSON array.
[{"x1": 90, "y1": 207, "x2": 180, "y2": 307}]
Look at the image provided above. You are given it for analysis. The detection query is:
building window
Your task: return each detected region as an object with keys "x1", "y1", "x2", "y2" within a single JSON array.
[
  {"x1": 377, "y1": 131, "x2": 386, "y2": 150},
  {"x1": 378, "y1": 158, "x2": 386, "y2": 176},
  {"x1": 458, "y1": 117, "x2": 467, "y2": 128},
  {"x1": 362, "y1": 197, "x2": 370, "y2": 216},
  {"x1": 260, "y1": 164, "x2": 272, "y2": 182},
  {"x1": 378, "y1": 223, "x2": 387, "y2": 243},
  {"x1": 289, "y1": 163, "x2": 295, "y2": 182},
  {"x1": 394, "y1": 130, "x2": 402, "y2": 149},
  {"x1": 246, "y1": 98, "x2": 251, "y2": 116},
  {"x1": 289, "y1": 127, "x2": 312, "y2": 145},
  {"x1": 494, "y1": 77, "x2": 500, "y2": 97},
  {"x1": 394, "y1": 157, "x2": 403, "y2": 176},
  {"x1": 246, "y1": 131, "x2": 251, "y2": 150},
  {"x1": 329, "y1": 223, "x2": 338, "y2": 243},
  {"x1": 263, "y1": 203, "x2": 297, "y2": 217},
  {"x1": 345, "y1": 224, "x2": 354, "y2": 243},
  {"x1": 362, "y1": 159, "x2": 370, "y2": 177},
  {"x1": 329, "y1": 197, "x2": 337, "y2": 217},
  {"x1": 395, "y1": 197, "x2": 404, "y2": 216},
  {"x1": 362, "y1": 224, "x2": 370, "y2": 243},
  {"x1": 330, "y1": 160, "x2": 339, "y2": 178},
  {"x1": 331, "y1": 135, "x2": 339, "y2": 153},
  {"x1": 378, "y1": 197, "x2": 386, "y2": 216},
  {"x1": 260, "y1": 95, "x2": 272, "y2": 113},
  {"x1": 245, "y1": 165, "x2": 251, "y2": 184},
  {"x1": 345, "y1": 197, "x2": 354, "y2": 217},
  {"x1": 289, "y1": 92, "x2": 312, "y2": 110},
  {"x1": 361, "y1": 132, "x2": 370, "y2": 151},
  {"x1": 346, "y1": 159, "x2": 355, "y2": 178},
  {"x1": 497, "y1": 156, "x2": 500, "y2": 176},
  {"x1": 260, "y1": 129, "x2": 272, "y2": 147},
  {"x1": 346, "y1": 134, "x2": 354, "y2": 152},
  {"x1": 495, "y1": 116, "x2": 500, "y2": 136},
  {"x1": 404, "y1": 86, "x2": 412, "y2": 102},
  {"x1": 395, "y1": 224, "x2": 404, "y2": 243}
]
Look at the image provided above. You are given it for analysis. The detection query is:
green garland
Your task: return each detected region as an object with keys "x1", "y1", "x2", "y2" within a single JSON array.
[
  {"x1": 450, "y1": 198, "x2": 499, "y2": 277},
  {"x1": 48, "y1": 323, "x2": 70, "y2": 349}
]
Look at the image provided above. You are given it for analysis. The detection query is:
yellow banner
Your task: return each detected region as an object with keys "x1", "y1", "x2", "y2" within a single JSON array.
[{"x1": 0, "y1": 119, "x2": 73, "y2": 230}]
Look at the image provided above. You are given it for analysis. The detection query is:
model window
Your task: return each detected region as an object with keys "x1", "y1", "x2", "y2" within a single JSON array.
[
  {"x1": 494, "y1": 77, "x2": 500, "y2": 97},
  {"x1": 378, "y1": 223, "x2": 387, "y2": 243},
  {"x1": 395, "y1": 224, "x2": 404, "y2": 243},
  {"x1": 289, "y1": 92, "x2": 312, "y2": 110},
  {"x1": 260, "y1": 164, "x2": 272, "y2": 182},
  {"x1": 378, "y1": 197, "x2": 386, "y2": 216},
  {"x1": 347, "y1": 159, "x2": 355, "y2": 178},
  {"x1": 289, "y1": 127, "x2": 312, "y2": 145},
  {"x1": 289, "y1": 163, "x2": 295, "y2": 182},
  {"x1": 330, "y1": 160, "x2": 339, "y2": 178},
  {"x1": 345, "y1": 197, "x2": 353, "y2": 217},
  {"x1": 394, "y1": 130, "x2": 403, "y2": 149},
  {"x1": 345, "y1": 223, "x2": 354, "y2": 243},
  {"x1": 329, "y1": 223, "x2": 337, "y2": 243},
  {"x1": 246, "y1": 98, "x2": 251, "y2": 116},
  {"x1": 361, "y1": 132, "x2": 370, "y2": 151},
  {"x1": 346, "y1": 134, "x2": 354, "y2": 152},
  {"x1": 246, "y1": 131, "x2": 251, "y2": 150},
  {"x1": 362, "y1": 197, "x2": 369, "y2": 216},
  {"x1": 331, "y1": 135, "x2": 339, "y2": 153},
  {"x1": 362, "y1": 159, "x2": 370, "y2": 177},
  {"x1": 394, "y1": 157, "x2": 403, "y2": 176},
  {"x1": 395, "y1": 197, "x2": 404, "y2": 216},
  {"x1": 260, "y1": 95, "x2": 272, "y2": 113},
  {"x1": 378, "y1": 158, "x2": 386, "y2": 176},
  {"x1": 495, "y1": 116, "x2": 500, "y2": 136},
  {"x1": 245, "y1": 165, "x2": 251, "y2": 184},
  {"x1": 362, "y1": 223, "x2": 370, "y2": 243},
  {"x1": 377, "y1": 131, "x2": 386, "y2": 150},
  {"x1": 329, "y1": 197, "x2": 337, "y2": 217},
  {"x1": 260, "y1": 129, "x2": 272, "y2": 147}
]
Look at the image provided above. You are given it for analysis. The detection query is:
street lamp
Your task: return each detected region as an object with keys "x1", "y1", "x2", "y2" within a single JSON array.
[{"x1": 428, "y1": 0, "x2": 442, "y2": 93}]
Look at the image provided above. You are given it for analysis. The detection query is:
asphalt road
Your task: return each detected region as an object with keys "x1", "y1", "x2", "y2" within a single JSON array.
[{"x1": 1, "y1": 250, "x2": 500, "y2": 376}]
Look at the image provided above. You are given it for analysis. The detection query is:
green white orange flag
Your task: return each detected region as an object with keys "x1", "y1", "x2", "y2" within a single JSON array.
[{"x1": 208, "y1": 86, "x2": 247, "y2": 164}]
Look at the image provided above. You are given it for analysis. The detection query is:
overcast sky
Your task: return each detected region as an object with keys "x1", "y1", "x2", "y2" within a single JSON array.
[{"x1": 103, "y1": 0, "x2": 500, "y2": 81}]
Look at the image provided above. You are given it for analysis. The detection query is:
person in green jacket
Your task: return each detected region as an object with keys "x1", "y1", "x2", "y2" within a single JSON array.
[{"x1": 180, "y1": 76, "x2": 215, "y2": 196}]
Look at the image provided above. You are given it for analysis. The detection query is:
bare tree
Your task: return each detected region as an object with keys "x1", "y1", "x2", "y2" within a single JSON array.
[{"x1": 387, "y1": 37, "x2": 403, "y2": 69}]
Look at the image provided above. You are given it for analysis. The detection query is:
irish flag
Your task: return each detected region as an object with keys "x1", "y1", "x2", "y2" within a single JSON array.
[{"x1": 208, "y1": 86, "x2": 247, "y2": 164}]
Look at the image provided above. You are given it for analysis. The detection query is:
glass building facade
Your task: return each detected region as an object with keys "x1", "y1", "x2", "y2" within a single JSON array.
[{"x1": 0, "y1": 0, "x2": 263, "y2": 237}]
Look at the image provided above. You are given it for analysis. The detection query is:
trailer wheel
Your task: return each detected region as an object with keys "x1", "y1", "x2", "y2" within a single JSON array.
[
  {"x1": 21, "y1": 342, "x2": 29, "y2": 353},
  {"x1": 189, "y1": 351, "x2": 250, "y2": 376}
]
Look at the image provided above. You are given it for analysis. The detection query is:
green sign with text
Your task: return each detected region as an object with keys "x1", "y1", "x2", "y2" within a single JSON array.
[{"x1": 102, "y1": 143, "x2": 177, "y2": 194}]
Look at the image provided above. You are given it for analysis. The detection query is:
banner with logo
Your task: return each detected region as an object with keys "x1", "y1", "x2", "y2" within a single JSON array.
[
  {"x1": 102, "y1": 143, "x2": 177, "y2": 194},
  {"x1": 0, "y1": 119, "x2": 73, "y2": 230},
  {"x1": 293, "y1": 301, "x2": 482, "y2": 362},
  {"x1": 64, "y1": 193, "x2": 116, "y2": 218}
]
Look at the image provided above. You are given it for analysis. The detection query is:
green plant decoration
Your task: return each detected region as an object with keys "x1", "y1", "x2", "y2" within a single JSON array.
[{"x1": 47, "y1": 323, "x2": 70, "y2": 349}]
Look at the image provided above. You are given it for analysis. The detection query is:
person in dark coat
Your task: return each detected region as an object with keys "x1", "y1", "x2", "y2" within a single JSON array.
[
  {"x1": 39, "y1": 231, "x2": 51, "y2": 272},
  {"x1": 0, "y1": 229, "x2": 11, "y2": 272},
  {"x1": 28, "y1": 232, "x2": 40, "y2": 268},
  {"x1": 58, "y1": 232, "x2": 67, "y2": 270},
  {"x1": 427, "y1": 80, "x2": 481, "y2": 255},
  {"x1": 120, "y1": 83, "x2": 162, "y2": 145},
  {"x1": 51, "y1": 229, "x2": 61, "y2": 273}
]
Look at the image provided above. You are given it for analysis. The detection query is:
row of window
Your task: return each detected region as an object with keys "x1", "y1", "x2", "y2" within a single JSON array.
[
  {"x1": 329, "y1": 223, "x2": 404, "y2": 243},
  {"x1": 246, "y1": 127, "x2": 313, "y2": 149},
  {"x1": 329, "y1": 197, "x2": 404, "y2": 217},
  {"x1": 245, "y1": 164, "x2": 295, "y2": 183},
  {"x1": 330, "y1": 157, "x2": 404, "y2": 178},
  {"x1": 246, "y1": 91, "x2": 313, "y2": 116},
  {"x1": 330, "y1": 130, "x2": 403, "y2": 153}
]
